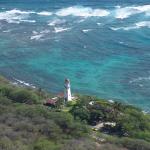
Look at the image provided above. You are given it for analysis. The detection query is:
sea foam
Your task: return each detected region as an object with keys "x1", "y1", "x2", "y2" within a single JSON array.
[
  {"x1": 136, "y1": 21, "x2": 150, "y2": 28},
  {"x1": 82, "y1": 29, "x2": 92, "y2": 33},
  {"x1": 48, "y1": 18, "x2": 66, "y2": 26},
  {"x1": 115, "y1": 5, "x2": 150, "y2": 19},
  {"x1": 111, "y1": 21, "x2": 150, "y2": 31},
  {"x1": 55, "y1": 6, "x2": 110, "y2": 17},
  {"x1": 13, "y1": 78, "x2": 36, "y2": 88},
  {"x1": 30, "y1": 30, "x2": 50, "y2": 40},
  {"x1": 0, "y1": 9, "x2": 35, "y2": 23},
  {"x1": 37, "y1": 11, "x2": 52, "y2": 16},
  {"x1": 54, "y1": 27, "x2": 71, "y2": 33}
]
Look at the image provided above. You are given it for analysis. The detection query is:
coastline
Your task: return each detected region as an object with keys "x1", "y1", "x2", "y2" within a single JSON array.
[
  {"x1": 1, "y1": 74, "x2": 149, "y2": 114},
  {"x1": 0, "y1": 74, "x2": 150, "y2": 150}
]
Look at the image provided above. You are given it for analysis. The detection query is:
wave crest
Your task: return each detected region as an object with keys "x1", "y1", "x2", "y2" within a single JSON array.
[
  {"x1": 37, "y1": 11, "x2": 52, "y2": 16},
  {"x1": 55, "y1": 6, "x2": 110, "y2": 17},
  {"x1": 48, "y1": 18, "x2": 66, "y2": 26},
  {"x1": 54, "y1": 27, "x2": 71, "y2": 33},
  {"x1": 13, "y1": 78, "x2": 36, "y2": 88},
  {"x1": 0, "y1": 9, "x2": 35, "y2": 23},
  {"x1": 115, "y1": 5, "x2": 150, "y2": 19},
  {"x1": 111, "y1": 21, "x2": 150, "y2": 31},
  {"x1": 30, "y1": 30, "x2": 50, "y2": 40},
  {"x1": 82, "y1": 29, "x2": 92, "y2": 33}
]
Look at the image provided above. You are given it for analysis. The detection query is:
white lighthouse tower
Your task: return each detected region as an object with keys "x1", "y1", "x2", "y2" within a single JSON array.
[{"x1": 64, "y1": 79, "x2": 72, "y2": 102}]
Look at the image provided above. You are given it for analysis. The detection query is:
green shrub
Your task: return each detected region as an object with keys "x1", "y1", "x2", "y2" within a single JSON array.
[
  {"x1": 100, "y1": 144, "x2": 127, "y2": 150},
  {"x1": 39, "y1": 121, "x2": 63, "y2": 140},
  {"x1": 114, "y1": 108, "x2": 150, "y2": 138},
  {"x1": 120, "y1": 137, "x2": 150, "y2": 150},
  {"x1": 134, "y1": 131, "x2": 150, "y2": 142},
  {"x1": 62, "y1": 138, "x2": 97, "y2": 150},
  {"x1": 33, "y1": 138, "x2": 60, "y2": 150},
  {"x1": 0, "y1": 137, "x2": 28, "y2": 150},
  {"x1": 70, "y1": 105, "x2": 90, "y2": 122},
  {"x1": 0, "y1": 85, "x2": 14, "y2": 98},
  {"x1": 106, "y1": 136, "x2": 150, "y2": 150},
  {"x1": 0, "y1": 95, "x2": 12, "y2": 105},
  {"x1": 9, "y1": 89, "x2": 39, "y2": 104}
]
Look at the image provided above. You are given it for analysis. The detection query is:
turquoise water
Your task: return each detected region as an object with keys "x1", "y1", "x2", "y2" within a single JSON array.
[{"x1": 0, "y1": 0, "x2": 150, "y2": 111}]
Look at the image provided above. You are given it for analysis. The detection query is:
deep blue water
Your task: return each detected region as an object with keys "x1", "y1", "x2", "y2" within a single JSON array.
[{"x1": 0, "y1": 0, "x2": 150, "y2": 111}]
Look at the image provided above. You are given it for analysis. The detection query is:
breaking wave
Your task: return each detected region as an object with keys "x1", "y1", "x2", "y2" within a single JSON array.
[
  {"x1": 0, "y1": 4, "x2": 149, "y2": 24},
  {"x1": 54, "y1": 4, "x2": 150, "y2": 19},
  {"x1": 37, "y1": 11, "x2": 52, "y2": 16},
  {"x1": 0, "y1": 9, "x2": 35, "y2": 23},
  {"x1": 13, "y1": 78, "x2": 36, "y2": 88},
  {"x1": 0, "y1": 9, "x2": 52, "y2": 24},
  {"x1": 82, "y1": 29, "x2": 92, "y2": 33},
  {"x1": 48, "y1": 18, "x2": 66, "y2": 26},
  {"x1": 55, "y1": 6, "x2": 110, "y2": 17},
  {"x1": 115, "y1": 5, "x2": 150, "y2": 19},
  {"x1": 110, "y1": 21, "x2": 150, "y2": 31},
  {"x1": 30, "y1": 30, "x2": 50, "y2": 40},
  {"x1": 54, "y1": 27, "x2": 71, "y2": 33}
]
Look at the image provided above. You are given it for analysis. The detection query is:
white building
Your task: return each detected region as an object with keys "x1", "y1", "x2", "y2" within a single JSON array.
[{"x1": 64, "y1": 79, "x2": 72, "y2": 102}]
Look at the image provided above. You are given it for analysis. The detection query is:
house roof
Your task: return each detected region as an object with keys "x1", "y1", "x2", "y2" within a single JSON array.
[{"x1": 46, "y1": 99, "x2": 57, "y2": 105}]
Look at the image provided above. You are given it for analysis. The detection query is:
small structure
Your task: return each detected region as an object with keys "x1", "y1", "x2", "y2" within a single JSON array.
[
  {"x1": 43, "y1": 79, "x2": 73, "y2": 107},
  {"x1": 44, "y1": 99, "x2": 57, "y2": 108},
  {"x1": 64, "y1": 78, "x2": 72, "y2": 102}
]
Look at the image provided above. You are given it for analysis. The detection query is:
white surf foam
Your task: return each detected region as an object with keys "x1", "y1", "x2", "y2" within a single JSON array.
[
  {"x1": 115, "y1": 5, "x2": 150, "y2": 19},
  {"x1": 108, "y1": 99, "x2": 114, "y2": 103},
  {"x1": 30, "y1": 34, "x2": 44, "y2": 40},
  {"x1": 0, "y1": 9, "x2": 35, "y2": 23},
  {"x1": 55, "y1": 6, "x2": 110, "y2": 17},
  {"x1": 30, "y1": 30, "x2": 50, "y2": 40},
  {"x1": 14, "y1": 78, "x2": 36, "y2": 88},
  {"x1": 21, "y1": 19, "x2": 36, "y2": 23},
  {"x1": 135, "y1": 5, "x2": 150, "y2": 12},
  {"x1": 82, "y1": 29, "x2": 92, "y2": 33},
  {"x1": 110, "y1": 27, "x2": 121, "y2": 31},
  {"x1": 54, "y1": 27, "x2": 71, "y2": 33},
  {"x1": 97, "y1": 22, "x2": 102, "y2": 26},
  {"x1": 3, "y1": 30, "x2": 11, "y2": 33},
  {"x1": 48, "y1": 18, "x2": 66, "y2": 26},
  {"x1": 110, "y1": 26, "x2": 137, "y2": 31},
  {"x1": 136, "y1": 21, "x2": 150, "y2": 28},
  {"x1": 115, "y1": 7, "x2": 139, "y2": 19},
  {"x1": 115, "y1": 5, "x2": 121, "y2": 9},
  {"x1": 111, "y1": 21, "x2": 150, "y2": 31},
  {"x1": 32, "y1": 31, "x2": 38, "y2": 34},
  {"x1": 37, "y1": 11, "x2": 52, "y2": 16},
  {"x1": 119, "y1": 41, "x2": 124, "y2": 44}
]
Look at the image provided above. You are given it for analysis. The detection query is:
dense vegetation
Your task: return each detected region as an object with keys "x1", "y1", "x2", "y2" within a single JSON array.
[
  {"x1": 0, "y1": 76, "x2": 150, "y2": 150},
  {"x1": 70, "y1": 96, "x2": 150, "y2": 140}
]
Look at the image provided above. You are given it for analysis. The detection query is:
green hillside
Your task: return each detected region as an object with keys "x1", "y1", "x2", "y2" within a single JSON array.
[{"x1": 0, "y1": 76, "x2": 150, "y2": 150}]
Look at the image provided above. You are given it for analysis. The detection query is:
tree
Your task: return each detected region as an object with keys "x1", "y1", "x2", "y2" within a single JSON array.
[{"x1": 70, "y1": 105, "x2": 90, "y2": 122}]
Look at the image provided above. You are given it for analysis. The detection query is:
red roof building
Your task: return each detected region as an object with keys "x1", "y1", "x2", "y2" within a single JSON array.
[{"x1": 44, "y1": 99, "x2": 57, "y2": 107}]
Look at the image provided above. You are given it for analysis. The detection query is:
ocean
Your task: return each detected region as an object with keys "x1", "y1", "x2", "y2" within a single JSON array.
[{"x1": 0, "y1": 0, "x2": 150, "y2": 111}]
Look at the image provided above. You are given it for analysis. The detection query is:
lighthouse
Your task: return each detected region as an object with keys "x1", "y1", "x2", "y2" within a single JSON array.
[{"x1": 64, "y1": 79, "x2": 72, "y2": 102}]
